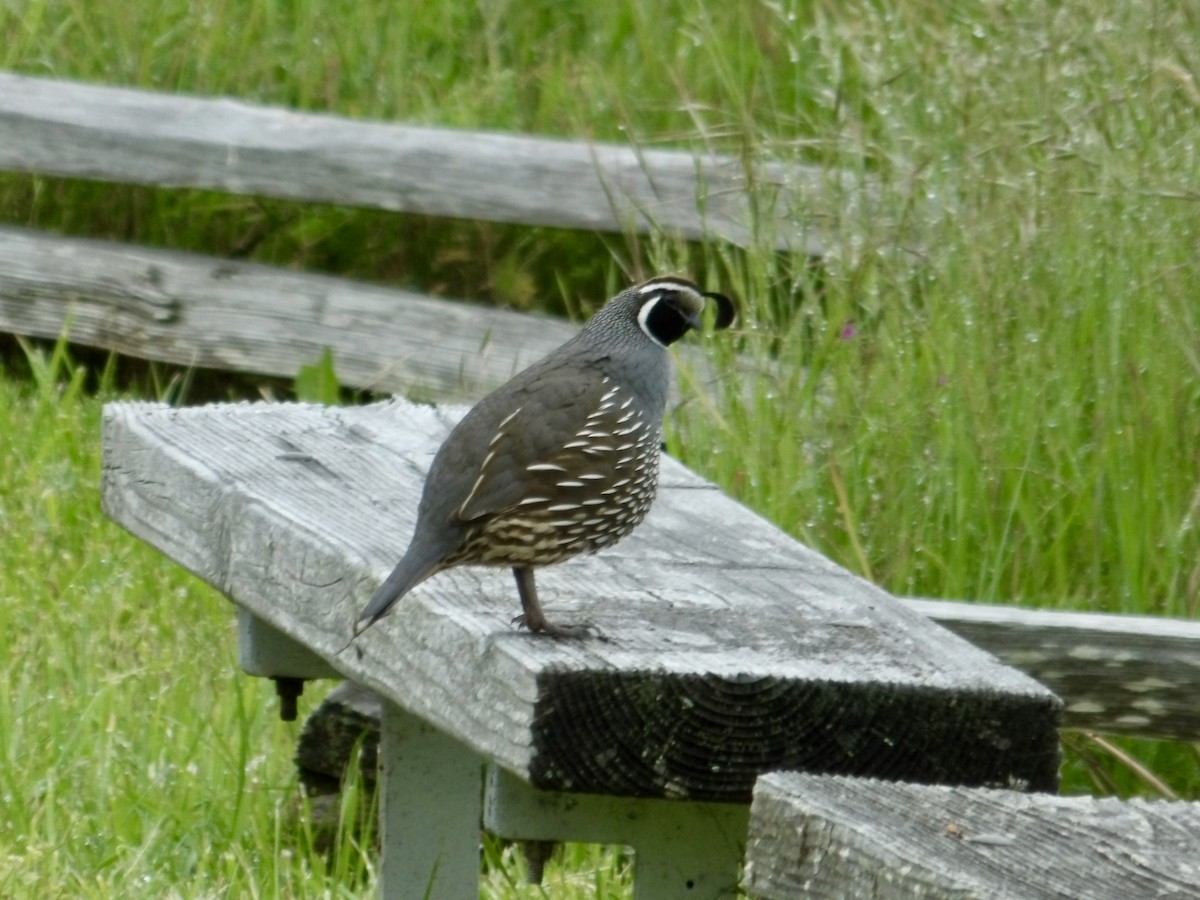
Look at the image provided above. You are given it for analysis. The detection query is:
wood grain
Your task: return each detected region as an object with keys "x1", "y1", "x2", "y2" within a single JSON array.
[
  {"x1": 101, "y1": 399, "x2": 1060, "y2": 802},
  {"x1": 0, "y1": 71, "x2": 884, "y2": 255},
  {"x1": 0, "y1": 225, "x2": 574, "y2": 399},
  {"x1": 0, "y1": 225, "x2": 738, "y2": 402},
  {"x1": 295, "y1": 598, "x2": 1200, "y2": 802},
  {"x1": 904, "y1": 598, "x2": 1200, "y2": 743},
  {"x1": 745, "y1": 771, "x2": 1200, "y2": 900}
]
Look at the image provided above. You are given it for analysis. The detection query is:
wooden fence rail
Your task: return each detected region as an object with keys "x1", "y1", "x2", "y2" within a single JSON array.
[
  {"x1": 0, "y1": 224, "x2": 573, "y2": 400},
  {"x1": 0, "y1": 71, "x2": 880, "y2": 255}
]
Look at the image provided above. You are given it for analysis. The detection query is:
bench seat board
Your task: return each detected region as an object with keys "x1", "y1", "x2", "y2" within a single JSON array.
[
  {"x1": 745, "y1": 771, "x2": 1200, "y2": 900},
  {"x1": 101, "y1": 399, "x2": 1061, "y2": 802}
]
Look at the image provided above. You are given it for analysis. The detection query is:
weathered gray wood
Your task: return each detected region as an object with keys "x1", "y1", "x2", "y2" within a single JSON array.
[
  {"x1": 294, "y1": 598, "x2": 1200, "y2": 812},
  {"x1": 744, "y1": 771, "x2": 1200, "y2": 900},
  {"x1": 485, "y1": 765, "x2": 747, "y2": 899},
  {"x1": 379, "y1": 703, "x2": 482, "y2": 899},
  {"x1": 903, "y1": 598, "x2": 1200, "y2": 742},
  {"x1": 101, "y1": 399, "x2": 1060, "y2": 801},
  {"x1": 0, "y1": 225, "x2": 574, "y2": 400},
  {"x1": 238, "y1": 608, "x2": 340, "y2": 680},
  {"x1": 0, "y1": 71, "x2": 870, "y2": 254},
  {"x1": 288, "y1": 597, "x2": 1200, "y2": 808}
]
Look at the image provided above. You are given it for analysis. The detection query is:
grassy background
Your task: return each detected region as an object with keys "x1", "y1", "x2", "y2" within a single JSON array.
[{"x1": 2, "y1": 0, "x2": 1199, "y2": 895}]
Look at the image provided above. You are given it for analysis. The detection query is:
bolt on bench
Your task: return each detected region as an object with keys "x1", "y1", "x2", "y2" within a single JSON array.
[{"x1": 101, "y1": 399, "x2": 1061, "y2": 898}]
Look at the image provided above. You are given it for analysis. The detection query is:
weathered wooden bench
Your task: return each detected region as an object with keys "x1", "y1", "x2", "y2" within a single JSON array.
[
  {"x1": 101, "y1": 398, "x2": 1060, "y2": 898},
  {"x1": 744, "y1": 771, "x2": 1200, "y2": 899}
]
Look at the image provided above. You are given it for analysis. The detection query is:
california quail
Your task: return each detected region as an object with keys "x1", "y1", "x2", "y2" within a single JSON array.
[{"x1": 353, "y1": 276, "x2": 736, "y2": 638}]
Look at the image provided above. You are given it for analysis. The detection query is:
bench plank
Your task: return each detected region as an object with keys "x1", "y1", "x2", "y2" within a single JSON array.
[
  {"x1": 101, "y1": 399, "x2": 1061, "y2": 802},
  {"x1": 745, "y1": 771, "x2": 1200, "y2": 900},
  {"x1": 904, "y1": 598, "x2": 1200, "y2": 742},
  {"x1": 0, "y1": 71, "x2": 861, "y2": 254}
]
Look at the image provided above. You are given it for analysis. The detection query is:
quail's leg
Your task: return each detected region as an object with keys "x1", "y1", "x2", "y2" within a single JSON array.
[{"x1": 511, "y1": 566, "x2": 591, "y2": 638}]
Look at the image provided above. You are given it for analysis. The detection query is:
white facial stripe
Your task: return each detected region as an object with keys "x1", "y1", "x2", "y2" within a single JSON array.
[{"x1": 637, "y1": 280, "x2": 701, "y2": 297}]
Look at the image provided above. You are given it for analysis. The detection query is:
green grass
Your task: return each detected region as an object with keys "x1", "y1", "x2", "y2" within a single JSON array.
[
  {"x1": 0, "y1": 347, "x2": 369, "y2": 897},
  {"x1": 2, "y1": 0, "x2": 1199, "y2": 894}
]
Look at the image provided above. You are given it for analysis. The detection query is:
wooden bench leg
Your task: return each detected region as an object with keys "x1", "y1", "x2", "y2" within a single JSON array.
[
  {"x1": 484, "y1": 765, "x2": 747, "y2": 899},
  {"x1": 379, "y1": 701, "x2": 482, "y2": 899},
  {"x1": 627, "y1": 809, "x2": 747, "y2": 900}
]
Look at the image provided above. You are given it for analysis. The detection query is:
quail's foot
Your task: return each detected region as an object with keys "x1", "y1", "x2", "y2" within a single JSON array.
[{"x1": 510, "y1": 612, "x2": 595, "y2": 639}]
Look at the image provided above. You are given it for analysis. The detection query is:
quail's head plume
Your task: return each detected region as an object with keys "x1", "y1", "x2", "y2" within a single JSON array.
[{"x1": 353, "y1": 276, "x2": 736, "y2": 639}]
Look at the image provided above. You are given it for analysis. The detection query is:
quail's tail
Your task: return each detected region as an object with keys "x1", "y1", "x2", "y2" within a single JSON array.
[{"x1": 352, "y1": 550, "x2": 441, "y2": 637}]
